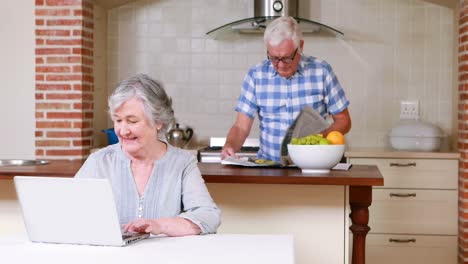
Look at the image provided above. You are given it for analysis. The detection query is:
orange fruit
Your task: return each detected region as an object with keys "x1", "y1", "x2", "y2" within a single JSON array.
[{"x1": 326, "y1": 131, "x2": 345, "y2": 145}]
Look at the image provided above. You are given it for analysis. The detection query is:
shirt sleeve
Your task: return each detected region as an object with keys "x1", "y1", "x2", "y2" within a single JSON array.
[
  {"x1": 322, "y1": 62, "x2": 350, "y2": 115},
  {"x1": 74, "y1": 153, "x2": 98, "y2": 178},
  {"x1": 178, "y1": 158, "x2": 221, "y2": 235},
  {"x1": 235, "y1": 68, "x2": 258, "y2": 119}
]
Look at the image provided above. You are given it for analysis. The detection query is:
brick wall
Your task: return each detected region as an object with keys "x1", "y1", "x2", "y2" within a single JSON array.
[
  {"x1": 462, "y1": 1, "x2": 468, "y2": 263},
  {"x1": 35, "y1": 0, "x2": 94, "y2": 160}
]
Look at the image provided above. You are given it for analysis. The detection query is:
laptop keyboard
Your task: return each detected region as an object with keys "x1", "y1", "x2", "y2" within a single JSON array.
[
  {"x1": 122, "y1": 233, "x2": 146, "y2": 240},
  {"x1": 122, "y1": 234, "x2": 133, "y2": 239}
]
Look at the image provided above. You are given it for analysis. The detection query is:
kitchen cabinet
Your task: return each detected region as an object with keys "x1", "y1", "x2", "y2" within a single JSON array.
[
  {"x1": 346, "y1": 148, "x2": 459, "y2": 264},
  {"x1": 207, "y1": 183, "x2": 347, "y2": 264},
  {"x1": 0, "y1": 179, "x2": 23, "y2": 235}
]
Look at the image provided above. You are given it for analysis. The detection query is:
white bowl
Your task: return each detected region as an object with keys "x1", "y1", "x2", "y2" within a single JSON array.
[{"x1": 287, "y1": 144, "x2": 345, "y2": 173}]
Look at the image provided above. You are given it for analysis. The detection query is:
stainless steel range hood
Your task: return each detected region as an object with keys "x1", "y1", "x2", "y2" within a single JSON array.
[{"x1": 206, "y1": 0, "x2": 344, "y2": 39}]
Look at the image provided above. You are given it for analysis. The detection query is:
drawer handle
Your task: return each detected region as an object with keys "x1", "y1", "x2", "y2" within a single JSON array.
[
  {"x1": 389, "y1": 238, "x2": 416, "y2": 243},
  {"x1": 389, "y1": 162, "x2": 416, "y2": 167},
  {"x1": 389, "y1": 193, "x2": 416, "y2": 198}
]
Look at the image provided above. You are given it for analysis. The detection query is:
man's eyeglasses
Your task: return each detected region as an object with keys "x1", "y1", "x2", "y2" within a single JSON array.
[{"x1": 267, "y1": 48, "x2": 298, "y2": 64}]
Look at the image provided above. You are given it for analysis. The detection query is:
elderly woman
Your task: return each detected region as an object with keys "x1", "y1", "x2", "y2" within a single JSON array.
[{"x1": 75, "y1": 74, "x2": 221, "y2": 236}]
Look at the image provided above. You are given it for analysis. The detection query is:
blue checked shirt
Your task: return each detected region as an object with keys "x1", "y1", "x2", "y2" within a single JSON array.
[{"x1": 235, "y1": 55, "x2": 350, "y2": 162}]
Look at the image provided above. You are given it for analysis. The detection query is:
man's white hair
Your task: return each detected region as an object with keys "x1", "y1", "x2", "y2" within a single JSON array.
[{"x1": 264, "y1": 16, "x2": 303, "y2": 48}]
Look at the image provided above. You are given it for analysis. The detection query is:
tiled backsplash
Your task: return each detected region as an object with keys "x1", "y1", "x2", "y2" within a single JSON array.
[{"x1": 104, "y1": 0, "x2": 455, "y2": 149}]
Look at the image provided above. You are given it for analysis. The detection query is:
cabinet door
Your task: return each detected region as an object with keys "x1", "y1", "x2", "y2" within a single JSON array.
[
  {"x1": 369, "y1": 189, "x2": 457, "y2": 235},
  {"x1": 365, "y1": 234, "x2": 457, "y2": 264},
  {"x1": 349, "y1": 158, "x2": 457, "y2": 189},
  {"x1": 208, "y1": 183, "x2": 346, "y2": 264},
  {"x1": 0, "y1": 179, "x2": 26, "y2": 235}
]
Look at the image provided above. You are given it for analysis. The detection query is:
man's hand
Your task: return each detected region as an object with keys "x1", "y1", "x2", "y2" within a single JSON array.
[
  {"x1": 322, "y1": 108, "x2": 351, "y2": 136},
  {"x1": 222, "y1": 112, "x2": 254, "y2": 160},
  {"x1": 221, "y1": 146, "x2": 236, "y2": 160}
]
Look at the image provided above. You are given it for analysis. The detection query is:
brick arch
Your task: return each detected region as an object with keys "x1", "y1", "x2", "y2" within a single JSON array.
[{"x1": 35, "y1": 0, "x2": 94, "y2": 159}]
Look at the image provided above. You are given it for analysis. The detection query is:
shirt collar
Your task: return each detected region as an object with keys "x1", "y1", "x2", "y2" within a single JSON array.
[{"x1": 268, "y1": 55, "x2": 305, "y2": 79}]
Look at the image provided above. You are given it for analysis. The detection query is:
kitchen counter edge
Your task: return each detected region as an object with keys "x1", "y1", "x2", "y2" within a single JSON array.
[{"x1": 0, "y1": 160, "x2": 383, "y2": 187}]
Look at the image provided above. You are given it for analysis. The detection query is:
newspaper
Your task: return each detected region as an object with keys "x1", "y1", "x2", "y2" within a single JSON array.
[
  {"x1": 221, "y1": 106, "x2": 330, "y2": 167},
  {"x1": 280, "y1": 106, "x2": 330, "y2": 164},
  {"x1": 221, "y1": 156, "x2": 351, "y2": 170},
  {"x1": 221, "y1": 156, "x2": 283, "y2": 167}
]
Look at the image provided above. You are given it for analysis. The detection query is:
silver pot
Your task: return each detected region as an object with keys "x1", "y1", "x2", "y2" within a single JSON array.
[{"x1": 166, "y1": 123, "x2": 193, "y2": 148}]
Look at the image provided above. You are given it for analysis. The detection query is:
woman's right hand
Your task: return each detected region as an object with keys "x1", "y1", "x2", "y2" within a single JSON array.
[{"x1": 124, "y1": 217, "x2": 201, "y2": 237}]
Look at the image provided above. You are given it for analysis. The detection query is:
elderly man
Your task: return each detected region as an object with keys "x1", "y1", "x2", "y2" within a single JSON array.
[{"x1": 222, "y1": 16, "x2": 351, "y2": 162}]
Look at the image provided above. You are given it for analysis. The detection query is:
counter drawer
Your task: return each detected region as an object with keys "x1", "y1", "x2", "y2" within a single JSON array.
[
  {"x1": 365, "y1": 234, "x2": 457, "y2": 264},
  {"x1": 369, "y1": 189, "x2": 457, "y2": 235},
  {"x1": 348, "y1": 158, "x2": 457, "y2": 189}
]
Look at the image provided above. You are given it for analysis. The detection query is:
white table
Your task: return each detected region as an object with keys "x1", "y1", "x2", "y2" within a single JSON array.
[{"x1": 0, "y1": 233, "x2": 294, "y2": 264}]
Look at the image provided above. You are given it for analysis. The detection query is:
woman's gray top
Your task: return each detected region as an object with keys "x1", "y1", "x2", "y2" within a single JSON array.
[{"x1": 75, "y1": 143, "x2": 221, "y2": 234}]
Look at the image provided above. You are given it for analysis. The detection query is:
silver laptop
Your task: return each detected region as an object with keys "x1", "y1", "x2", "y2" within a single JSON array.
[{"x1": 14, "y1": 176, "x2": 150, "y2": 246}]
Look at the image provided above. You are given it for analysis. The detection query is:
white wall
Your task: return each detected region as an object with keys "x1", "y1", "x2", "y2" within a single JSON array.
[
  {"x1": 0, "y1": 1, "x2": 35, "y2": 159},
  {"x1": 104, "y1": 0, "x2": 456, "y2": 149}
]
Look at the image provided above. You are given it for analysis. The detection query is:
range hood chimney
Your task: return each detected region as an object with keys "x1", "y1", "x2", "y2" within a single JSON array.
[{"x1": 206, "y1": 0, "x2": 343, "y2": 39}]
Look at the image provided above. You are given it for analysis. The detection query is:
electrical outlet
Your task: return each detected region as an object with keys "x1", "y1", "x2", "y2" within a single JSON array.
[{"x1": 400, "y1": 100, "x2": 419, "y2": 120}]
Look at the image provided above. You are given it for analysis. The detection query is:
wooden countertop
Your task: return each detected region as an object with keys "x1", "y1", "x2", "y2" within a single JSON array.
[
  {"x1": 0, "y1": 160, "x2": 383, "y2": 187},
  {"x1": 0, "y1": 160, "x2": 84, "y2": 179},
  {"x1": 199, "y1": 163, "x2": 383, "y2": 186}
]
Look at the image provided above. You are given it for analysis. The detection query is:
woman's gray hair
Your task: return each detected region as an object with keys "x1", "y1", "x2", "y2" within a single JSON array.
[
  {"x1": 264, "y1": 16, "x2": 303, "y2": 48},
  {"x1": 108, "y1": 74, "x2": 174, "y2": 137}
]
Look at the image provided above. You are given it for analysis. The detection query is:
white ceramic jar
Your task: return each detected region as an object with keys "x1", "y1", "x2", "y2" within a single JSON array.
[{"x1": 388, "y1": 120, "x2": 443, "y2": 151}]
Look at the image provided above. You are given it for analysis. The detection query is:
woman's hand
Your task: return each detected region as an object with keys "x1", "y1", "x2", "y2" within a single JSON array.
[
  {"x1": 124, "y1": 218, "x2": 158, "y2": 234},
  {"x1": 124, "y1": 217, "x2": 201, "y2": 237}
]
